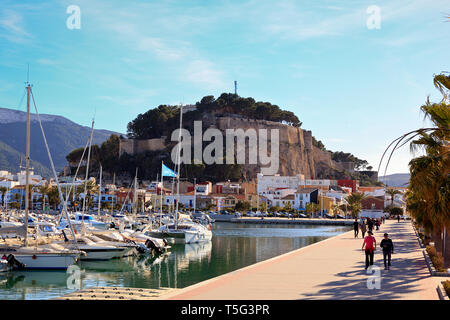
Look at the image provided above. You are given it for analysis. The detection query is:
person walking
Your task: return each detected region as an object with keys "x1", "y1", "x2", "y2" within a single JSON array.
[
  {"x1": 362, "y1": 231, "x2": 376, "y2": 270},
  {"x1": 376, "y1": 219, "x2": 380, "y2": 231},
  {"x1": 397, "y1": 215, "x2": 400, "y2": 223},
  {"x1": 380, "y1": 233, "x2": 394, "y2": 270},
  {"x1": 367, "y1": 218, "x2": 374, "y2": 233},
  {"x1": 360, "y1": 221, "x2": 367, "y2": 238},
  {"x1": 353, "y1": 219, "x2": 359, "y2": 238}
]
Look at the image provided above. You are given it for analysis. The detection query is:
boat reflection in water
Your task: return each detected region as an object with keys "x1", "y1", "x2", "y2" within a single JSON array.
[{"x1": 0, "y1": 241, "x2": 213, "y2": 299}]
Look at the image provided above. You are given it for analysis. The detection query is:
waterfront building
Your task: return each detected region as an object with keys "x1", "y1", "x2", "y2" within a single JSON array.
[
  {"x1": 165, "y1": 193, "x2": 196, "y2": 209},
  {"x1": 279, "y1": 194, "x2": 295, "y2": 208},
  {"x1": 257, "y1": 173, "x2": 305, "y2": 195},
  {"x1": 361, "y1": 196, "x2": 385, "y2": 210},
  {"x1": 359, "y1": 186, "x2": 385, "y2": 197},
  {"x1": 211, "y1": 193, "x2": 247, "y2": 210},
  {"x1": 187, "y1": 181, "x2": 212, "y2": 195},
  {"x1": 214, "y1": 181, "x2": 241, "y2": 194},
  {"x1": 262, "y1": 187, "x2": 296, "y2": 207},
  {"x1": 318, "y1": 194, "x2": 337, "y2": 214},
  {"x1": 294, "y1": 188, "x2": 319, "y2": 210},
  {"x1": 359, "y1": 209, "x2": 386, "y2": 219},
  {"x1": 17, "y1": 169, "x2": 45, "y2": 186},
  {"x1": 337, "y1": 179, "x2": 360, "y2": 192},
  {"x1": 0, "y1": 177, "x2": 19, "y2": 189},
  {"x1": 257, "y1": 173, "x2": 342, "y2": 195}
]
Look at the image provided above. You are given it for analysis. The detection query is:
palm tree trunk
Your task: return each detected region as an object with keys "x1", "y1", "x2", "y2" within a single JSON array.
[
  {"x1": 444, "y1": 228, "x2": 450, "y2": 269},
  {"x1": 432, "y1": 230, "x2": 443, "y2": 255}
]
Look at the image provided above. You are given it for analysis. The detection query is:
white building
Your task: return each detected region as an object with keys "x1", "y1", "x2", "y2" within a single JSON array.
[
  {"x1": 359, "y1": 210, "x2": 388, "y2": 219},
  {"x1": 0, "y1": 178, "x2": 19, "y2": 189},
  {"x1": 294, "y1": 188, "x2": 319, "y2": 210},
  {"x1": 257, "y1": 173, "x2": 338, "y2": 196},
  {"x1": 165, "y1": 194, "x2": 196, "y2": 208},
  {"x1": 325, "y1": 190, "x2": 348, "y2": 203},
  {"x1": 17, "y1": 170, "x2": 45, "y2": 186},
  {"x1": 261, "y1": 187, "x2": 296, "y2": 207},
  {"x1": 257, "y1": 173, "x2": 305, "y2": 195},
  {"x1": 194, "y1": 182, "x2": 212, "y2": 195}
]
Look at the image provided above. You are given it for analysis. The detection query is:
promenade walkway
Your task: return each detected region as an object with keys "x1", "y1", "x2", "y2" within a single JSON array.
[{"x1": 161, "y1": 220, "x2": 444, "y2": 300}]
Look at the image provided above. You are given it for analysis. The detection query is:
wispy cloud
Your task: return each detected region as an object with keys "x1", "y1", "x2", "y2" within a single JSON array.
[
  {"x1": 36, "y1": 58, "x2": 56, "y2": 65},
  {"x1": 78, "y1": 0, "x2": 228, "y2": 89},
  {"x1": 0, "y1": 9, "x2": 32, "y2": 43},
  {"x1": 184, "y1": 59, "x2": 226, "y2": 89},
  {"x1": 251, "y1": 0, "x2": 449, "y2": 42}
]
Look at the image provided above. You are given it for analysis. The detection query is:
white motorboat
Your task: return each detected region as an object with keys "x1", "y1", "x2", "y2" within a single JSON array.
[
  {"x1": 156, "y1": 221, "x2": 213, "y2": 244},
  {"x1": 74, "y1": 213, "x2": 109, "y2": 230},
  {"x1": 61, "y1": 236, "x2": 127, "y2": 260},
  {"x1": 84, "y1": 234, "x2": 137, "y2": 257},
  {"x1": 150, "y1": 214, "x2": 212, "y2": 244},
  {"x1": 0, "y1": 243, "x2": 81, "y2": 270}
]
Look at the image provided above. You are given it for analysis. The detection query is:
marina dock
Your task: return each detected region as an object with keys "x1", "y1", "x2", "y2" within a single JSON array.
[
  {"x1": 230, "y1": 217, "x2": 354, "y2": 226},
  {"x1": 54, "y1": 286, "x2": 179, "y2": 300},
  {"x1": 210, "y1": 214, "x2": 354, "y2": 225},
  {"x1": 159, "y1": 220, "x2": 445, "y2": 300}
]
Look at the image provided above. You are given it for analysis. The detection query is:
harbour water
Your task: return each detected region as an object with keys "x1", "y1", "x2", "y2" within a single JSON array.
[{"x1": 0, "y1": 222, "x2": 350, "y2": 300}]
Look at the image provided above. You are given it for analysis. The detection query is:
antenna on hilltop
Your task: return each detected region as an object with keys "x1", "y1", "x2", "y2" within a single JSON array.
[
  {"x1": 234, "y1": 80, "x2": 237, "y2": 95},
  {"x1": 26, "y1": 63, "x2": 30, "y2": 85}
]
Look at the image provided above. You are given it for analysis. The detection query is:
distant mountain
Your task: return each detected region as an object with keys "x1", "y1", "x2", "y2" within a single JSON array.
[
  {"x1": 0, "y1": 107, "x2": 122, "y2": 177},
  {"x1": 379, "y1": 173, "x2": 410, "y2": 187}
]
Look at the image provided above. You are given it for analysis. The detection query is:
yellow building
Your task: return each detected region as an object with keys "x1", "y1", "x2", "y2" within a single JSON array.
[{"x1": 318, "y1": 195, "x2": 337, "y2": 215}]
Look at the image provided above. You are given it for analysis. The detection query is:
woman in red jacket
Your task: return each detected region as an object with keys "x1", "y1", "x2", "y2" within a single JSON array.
[{"x1": 362, "y1": 231, "x2": 376, "y2": 270}]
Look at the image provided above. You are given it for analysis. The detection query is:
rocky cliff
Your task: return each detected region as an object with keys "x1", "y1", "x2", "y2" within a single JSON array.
[
  {"x1": 120, "y1": 113, "x2": 345, "y2": 180},
  {"x1": 206, "y1": 114, "x2": 344, "y2": 179}
]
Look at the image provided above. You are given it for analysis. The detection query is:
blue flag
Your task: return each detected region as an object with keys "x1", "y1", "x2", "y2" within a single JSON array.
[{"x1": 162, "y1": 163, "x2": 177, "y2": 177}]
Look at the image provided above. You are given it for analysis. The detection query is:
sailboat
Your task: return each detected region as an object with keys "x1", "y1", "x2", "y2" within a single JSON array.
[
  {"x1": 150, "y1": 105, "x2": 212, "y2": 244},
  {"x1": 0, "y1": 81, "x2": 81, "y2": 270}
]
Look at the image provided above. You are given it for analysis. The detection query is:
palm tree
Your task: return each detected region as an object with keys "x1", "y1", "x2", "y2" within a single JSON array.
[
  {"x1": 84, "y1": 180, "x2": 99, "y2": 211},
  {"x1": 306, "y1": 202, "x2": 320, "y2": 217},
  {"x1": 38, "y1": 185, "x2": 51, "y2": 212},
  {"x1": 386, "y1": 188, "x2": 402, "y2": 208},
  {"x1": 331, "y1": 204, "x2": 341, "y2": 218},
  {"x1": 380, "y1": 73, "x2": 449, "y2": 266},
  {"x1": 346, "y1": 192, "x2": 366, "y2": 219}
]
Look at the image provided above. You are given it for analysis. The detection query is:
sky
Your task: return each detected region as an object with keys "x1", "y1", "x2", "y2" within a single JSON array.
[{"x1": 0, "y1": 0, "x2": 449, "y2": 175}]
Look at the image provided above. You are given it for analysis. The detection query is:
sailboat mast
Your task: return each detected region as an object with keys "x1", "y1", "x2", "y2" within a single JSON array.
[
  {"x1": 134, "y1": 168, "x2": 138, "y2": 217},
  {"x1": 82, "y1": 120, "x2": 94, "y2": 213},
  {"x1": 175, "y1": 104, "x2": 183, "y2": 230},
  {"x1": 24, "y1": 83, "x2": 31, "y2": 246},
  {"x1": 160, "y1": 162, "x2": 163, "y2": 221},
  {"x1": 98, "y1": 165, "x2": 102, "y2": 216}
]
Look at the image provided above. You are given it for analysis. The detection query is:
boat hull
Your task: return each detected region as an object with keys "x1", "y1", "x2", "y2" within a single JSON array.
[
  {"x1": 79, "y1": 248, "x2": 126, "y2": 261},
  {"x1": 12, "y1": 253, "x2": 79, "y2": 270},
  {"x1": 163, "y1": 229, "x2": 212, "y2": 244}
]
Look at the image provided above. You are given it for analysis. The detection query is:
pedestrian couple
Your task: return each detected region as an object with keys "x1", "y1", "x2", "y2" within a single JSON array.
[
  {"x1": 362, "y1": 232, "x2": 394, "y2": 270},
  {"x1": 353, "y1": 218, "x2": 368, "y2": 238}
]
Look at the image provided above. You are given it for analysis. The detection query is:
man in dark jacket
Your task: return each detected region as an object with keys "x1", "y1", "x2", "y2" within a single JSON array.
[
  {"x1": 353, "y1": 219, "x2": 359, "y2": 238},
  {"x1": 367, "y1": 218, "x2": 374, "y2": 232},
  {"x1": 380, "y1": 233, "x2": 394, "y2": 270}
]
